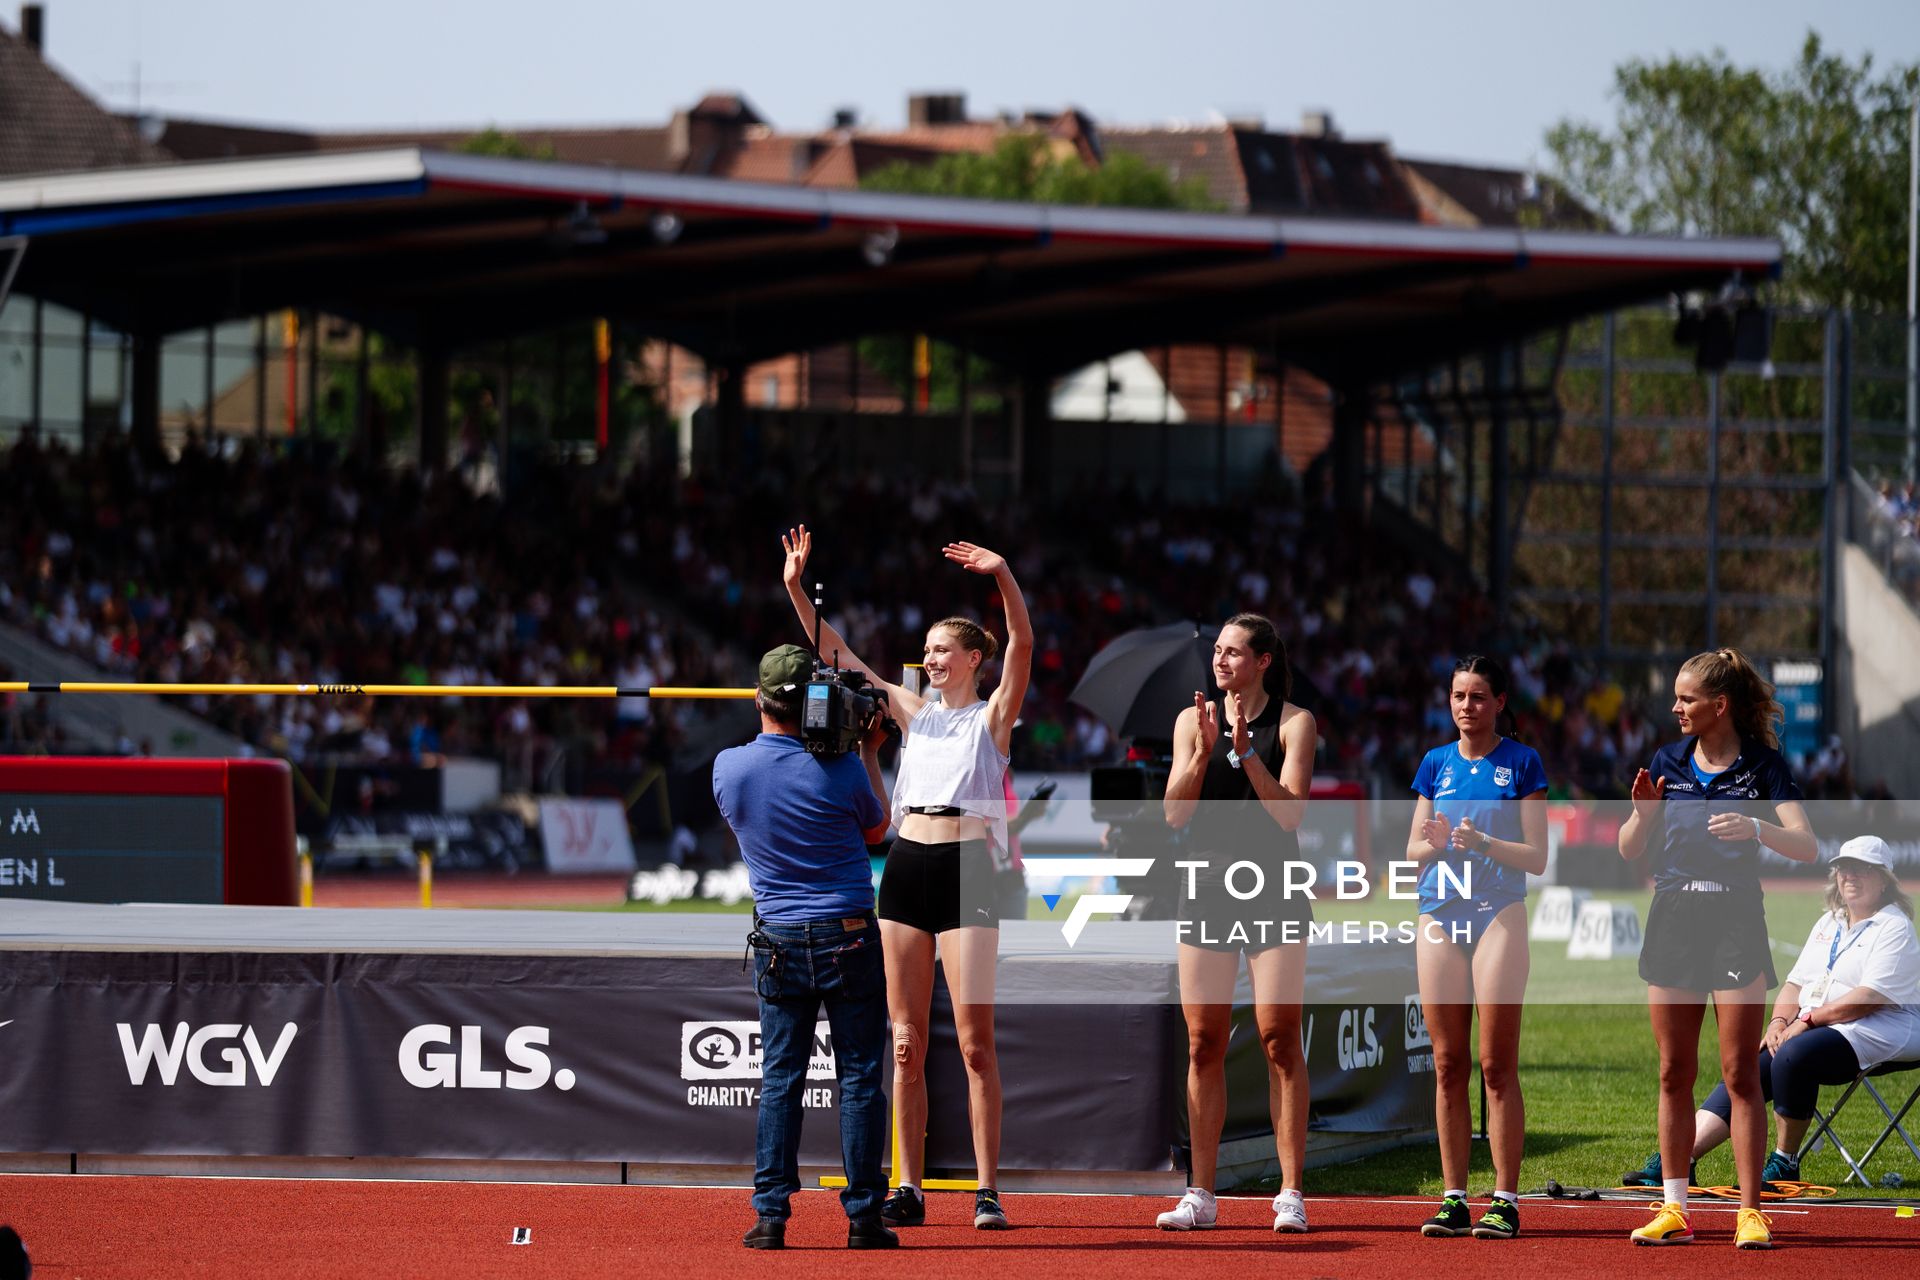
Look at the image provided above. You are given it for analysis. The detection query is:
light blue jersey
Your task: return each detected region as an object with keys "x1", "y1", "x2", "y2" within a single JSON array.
[{"x1": 1410, "y1": 737, "x2": 1548, "y2": 916}]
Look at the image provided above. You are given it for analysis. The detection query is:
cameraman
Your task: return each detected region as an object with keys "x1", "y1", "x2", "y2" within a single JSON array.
[{"x1": 712, "y1": 644, "x2": 898, "y2": 1251}]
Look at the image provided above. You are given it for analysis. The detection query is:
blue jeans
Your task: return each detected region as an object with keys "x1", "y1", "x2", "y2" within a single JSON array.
[{"x1": 749, "y1": 914, "x2": 888, "y2": 1221}]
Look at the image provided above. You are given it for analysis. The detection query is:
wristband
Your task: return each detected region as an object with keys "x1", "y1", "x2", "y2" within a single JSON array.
[
  {"x1": 1768, "y1": 1016, "x2": 1789, "y2": 1027},
  {"x1": 1227, "y1": 744, "x2": 1256, "y2": 770},
  {"x1": 1475, "y1": 829, "x2": 1493, "y2": 853}
]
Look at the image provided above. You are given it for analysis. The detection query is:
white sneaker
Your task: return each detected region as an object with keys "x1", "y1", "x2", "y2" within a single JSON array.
[
  {"x1": 1156, "y1": 1189, "x2": 1217, "y2": 1231},
  {"x1": 1272, "y1": 1191, "x2": 1308, "y2": 1233}
]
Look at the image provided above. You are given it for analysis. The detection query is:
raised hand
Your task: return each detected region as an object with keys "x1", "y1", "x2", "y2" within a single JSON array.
[
  {"x1": 942, "y1": 541, "x2": 1006, "y2": 576},
  {"x1": 1630, "y1": 768, "x2": 1665, "y2": 818},
  {"x1": 1193, "y1": 691, "x2": 1219, "y2": 757},
  {"x1": 781, "y1": 525, "x2": 811, "y2": 588},
  {"x1": 1228, "y1": 691, "x2": 1252, "y2": 757},
  {"x1": 1421, "y1": 811, "x2": 1454, "y2": 853}
]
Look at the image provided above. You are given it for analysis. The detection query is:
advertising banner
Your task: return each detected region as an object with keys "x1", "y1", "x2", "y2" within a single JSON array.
[
  {"x1": 537, "y1": 798, "x2": 636, "y2": 875},
  {"x1": 0, "y1": 948, "x2": 1183, "y2": 1172}
]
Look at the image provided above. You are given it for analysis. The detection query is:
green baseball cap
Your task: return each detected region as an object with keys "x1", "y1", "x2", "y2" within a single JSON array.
[{"x1": 757, "y1": 644, "x2": 813, "y2": 698}]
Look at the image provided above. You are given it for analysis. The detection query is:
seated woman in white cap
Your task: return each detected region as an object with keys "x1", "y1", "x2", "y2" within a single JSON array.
[{"x1": 1674, "y1": 836, "x2": 1920, "y2": 1188}]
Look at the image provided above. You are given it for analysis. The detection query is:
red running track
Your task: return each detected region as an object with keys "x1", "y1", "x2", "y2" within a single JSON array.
[{"x1": 2, "y1": 1180, "x2": 1915, "y2": 1279}]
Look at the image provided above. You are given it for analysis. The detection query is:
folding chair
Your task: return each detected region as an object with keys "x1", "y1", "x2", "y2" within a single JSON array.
[{"x1": 1797, "y1": 1059, "x2": 1920, "y2": 1186}]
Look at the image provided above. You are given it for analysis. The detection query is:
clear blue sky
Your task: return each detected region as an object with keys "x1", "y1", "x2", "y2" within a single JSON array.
[{"x1": 33, "y1": 0, "x2": 1920, "y2": 169}]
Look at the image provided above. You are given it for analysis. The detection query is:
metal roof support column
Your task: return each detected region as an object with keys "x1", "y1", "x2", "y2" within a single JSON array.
[
  {"x1": 202, "y1": 324, "x2": 215, "y2": 437},
  {"x1": 1216, "y1": 342, "x2": 1229, "y2": 502},
  {"x1": 353, "y1": 326, "x2": 371, "y2": 462},
  {"x1": 1822, "y1": 309, "x2": 1851, "y2": 740},
  {"x1": 717, "y1": 360, "x2": 744, "y2": 476},
  {"x1": 129, "y1": 328, "x2": 159, "y2": 458},
  {"x1": 1331, "y1": 381, "x2": 1366, "y2": 517},
  {"x1": 304, "y1": 311, "x2": 320, "y2": 440},
  {"x1": 1015, "y1": 372, "x2": 1049, "y2": 499},
  {"x1": 1484, "y1": 345, "x2": 1512, "y2": 622},
  {"x1": 253, "y1": 318, "x2": 266, "y2": 443},
  {"x1": 1706, "y1": 370, "x2": 1721, "y2": 649},
  {"x1": 1272, "y1": 344, "x2": 1287, "y2": 487},
  {"x1": 29, "y1": 297, "x2": 42, "y2": 431},
  {"x1": 1599, "y1": 313, "x2": 1616, "y2": 659},
  {"x1": 1458, "y1": 361, "x2": 1476, "y2": 572},
  {"x1": 418, "y1": 345, "x2": 449, "y2": 474},
  {"x1": 958, "y1": 343, "x2": 974, "y2": 487},
  {"x1": 498, "y1": 340, "x2": 513, "y2": 499}
]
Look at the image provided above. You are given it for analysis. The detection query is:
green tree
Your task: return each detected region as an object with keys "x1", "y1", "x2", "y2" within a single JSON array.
[
  {"x1": 1546, "y1": 34, "x2": 1918, "y2": 309},
  {"x1": 454, "y1": 128, "x2": 558, "y2": 161},
  {"x1": 862, "y1": 133, "x2": 1219, "y2": 211},
  {"x1": 856, "y1": 135, "x2": 1219, "y2": 403}
]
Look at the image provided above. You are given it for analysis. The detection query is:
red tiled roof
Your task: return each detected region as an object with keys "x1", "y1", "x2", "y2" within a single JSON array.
[
  {"x1": 800, "y1": 138, "x2": 955, "y2": 188},
  {"x1": 1103, "y1": 124, "x2": 1424, "y2": 220},
  {"x1": 1399, "y1": 157, "x2": 1606, "y2": 231},
  {"x1": 0, "y1": 25, "x2": 169, "y2": 176}
]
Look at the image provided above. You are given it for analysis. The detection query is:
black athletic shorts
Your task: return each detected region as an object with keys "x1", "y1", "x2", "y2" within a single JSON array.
[
  {"x1": 1176, "y1": 860, "x2": 1315, "y2": 954},
  {"x1": 1638, "y1": 888, "x2": 1777, "y2": 991},
  {"x1": 877, "y1": 837, "x2": 999, "y2": 934}
]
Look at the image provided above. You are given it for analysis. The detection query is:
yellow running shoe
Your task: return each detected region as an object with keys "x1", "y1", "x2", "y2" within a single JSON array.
[
  {"x1": 1735, "y1": 1207, "x2": 1774, "y2": 1250},
  {"x1": 1630, "y1": 1202, "x2": 1694, "y2": 1245}
]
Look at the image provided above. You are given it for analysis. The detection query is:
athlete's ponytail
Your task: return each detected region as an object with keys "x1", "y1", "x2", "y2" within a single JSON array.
[
  {"x1": 1679, "y1": 647, "x2": 1782, "y2": 749},
  {"x1": 1225, "y1": 611, "x2": 1292, "y2": 701}
]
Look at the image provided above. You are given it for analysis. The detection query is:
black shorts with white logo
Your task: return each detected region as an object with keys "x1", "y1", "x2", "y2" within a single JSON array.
[
  {"x1": 1638, "y1": 888, "x2": 1776, "y2": 991},
  {"x1": 878, "y1": 837, "x2": 999, "y2": 934}
]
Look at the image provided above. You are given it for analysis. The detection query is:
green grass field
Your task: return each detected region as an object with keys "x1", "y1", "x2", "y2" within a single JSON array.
[{"x1": 561, "y1": 885, "x2": 1916, "y2": 1197}]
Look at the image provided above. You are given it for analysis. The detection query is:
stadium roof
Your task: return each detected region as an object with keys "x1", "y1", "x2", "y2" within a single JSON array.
[{"x1": 0, "y1": 147, "x2": 1780, "y2": 379}]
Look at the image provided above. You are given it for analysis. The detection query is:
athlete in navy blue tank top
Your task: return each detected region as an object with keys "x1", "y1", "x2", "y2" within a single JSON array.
[{"x1": 1617, "y1": 648, "x2": 1817, "y2": 1245}]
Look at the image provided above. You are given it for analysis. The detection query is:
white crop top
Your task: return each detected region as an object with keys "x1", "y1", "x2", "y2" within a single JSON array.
[{"x1": 891, "y1": 698, "x2": 1011, "y2": 864}]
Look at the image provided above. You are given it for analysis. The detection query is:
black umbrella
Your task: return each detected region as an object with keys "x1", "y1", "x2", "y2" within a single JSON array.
[{"x1": 1068, "y1": 621, "x2": 1219, "y2": 741}]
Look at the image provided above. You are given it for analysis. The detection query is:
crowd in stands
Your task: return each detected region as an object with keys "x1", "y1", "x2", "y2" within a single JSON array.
[
  {"x1": 1867, "y1": 478, "x2": 1920, "y2": 607},
  {"x1": 0, "y1": 428, "x2": 1851, "y2": 802}
]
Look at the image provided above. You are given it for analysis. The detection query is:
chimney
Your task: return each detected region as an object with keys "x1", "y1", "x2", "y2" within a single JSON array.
[
  {"x1": 908, "y1": 93, "x2": 966, "y2": 127},
  {"x1": 20, "y1": 3, "x2": 44, "y2": 53},
  {"x1": 831, "y1": 106, "x2": 858, "y2": 131},
  {"x1": 1299, "y1": 110, "x2": 1339, "y2": 139}
]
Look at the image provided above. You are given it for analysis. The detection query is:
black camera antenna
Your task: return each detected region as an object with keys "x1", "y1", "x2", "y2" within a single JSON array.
[
  {"x1": 811, "y1": 582, "x2": 823, "y2": 660},
  {"x1": 810, "y1": 581, "x2": 843, "y2": 672}
]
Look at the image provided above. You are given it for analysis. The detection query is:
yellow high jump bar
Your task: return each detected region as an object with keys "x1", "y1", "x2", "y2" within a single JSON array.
[{"x1": 0, "y1": 682, "x2": 755, "y2": 699}]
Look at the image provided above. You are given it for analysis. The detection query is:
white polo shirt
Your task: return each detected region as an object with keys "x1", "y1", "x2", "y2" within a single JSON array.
[{"x1": 1783, "y1": 904, "x2": 1920, "y2": 1069}]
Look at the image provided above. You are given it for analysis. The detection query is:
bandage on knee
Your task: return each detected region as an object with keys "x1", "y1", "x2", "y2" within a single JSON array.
[{"x1": 893, "y1": 1024, "x2": 922, "y2": 1082}]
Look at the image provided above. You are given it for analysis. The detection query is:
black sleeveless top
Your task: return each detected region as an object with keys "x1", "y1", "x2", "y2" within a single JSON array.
[{"x1": 1184, "y1": 694, "x2": 1302, "y2": 862}]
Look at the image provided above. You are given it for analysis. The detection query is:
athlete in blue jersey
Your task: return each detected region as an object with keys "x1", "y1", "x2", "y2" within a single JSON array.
[
  {"x1": 1619, "y1": 648, "x2": 1816, "y2": 1250},
  {"x1": 1403, "y1": 656, "x2": 1547, "y2": 1241}
]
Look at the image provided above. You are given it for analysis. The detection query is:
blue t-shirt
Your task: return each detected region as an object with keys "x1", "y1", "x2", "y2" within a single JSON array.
[
  {"x1": 1644, "y1": 736, "x2": 1803, "y2": 895},
  {"x1": 711, "y1": 733, "x2": 887, "y2": 923},
  {"x1": 1410, "y1": 737, "x2": 1548, "y2": 915}
]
